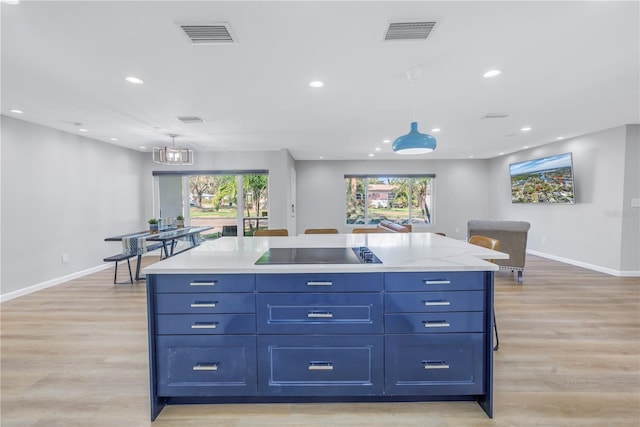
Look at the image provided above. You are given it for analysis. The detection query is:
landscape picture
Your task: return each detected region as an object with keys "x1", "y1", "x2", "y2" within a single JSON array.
[{"x1": 510, "y1": 153, "x2": 575, "y2": 204}]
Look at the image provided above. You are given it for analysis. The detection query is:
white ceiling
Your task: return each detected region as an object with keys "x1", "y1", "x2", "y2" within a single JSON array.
[{"x1": 2, "y1": 1, "x2": 638, "y2": 160}]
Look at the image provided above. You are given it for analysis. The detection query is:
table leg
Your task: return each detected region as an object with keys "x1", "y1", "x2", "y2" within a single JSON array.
[{"x1": 162, "y1": 242, "x2": 170, "y2": 259}]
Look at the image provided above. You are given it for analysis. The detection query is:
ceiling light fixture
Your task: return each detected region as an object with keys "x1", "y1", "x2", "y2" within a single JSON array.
[
  {"x1": 382, "y1": 139, "x2": 391, "y2": 144},
  {"x1": 109, "y1": 137, "x2": 118, "y2": 141},
  {"x1": 125, "y1": 76, "x2": 144, "y2": 84},
  {"x1": 392, "y1": 70, "x2": 437, "y2": 155},
  {"x1": 9, "y1": 109, "x2": 23, "y2": 114},
  {"x1": 309, "y1": 80, "x2": 324, "y2": 88},
  {"x1": 153, "y1": 134, "x2": 193, "y2": 165},
  {"x1": 520, "y1": 126, "x2": 532, "y2": 132},
  {"x1": 431, "y1": 128, "x2": 441, "y2": 132},
  {"x1": 483, "y1": 69, "x2": 501, "y2": 78},
  {"x1": 78, "y1": 128, "x2": 88, "y2": 132}
]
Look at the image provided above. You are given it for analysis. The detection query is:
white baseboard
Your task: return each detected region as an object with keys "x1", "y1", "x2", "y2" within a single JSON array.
[
  {"x1": 1, "y1": 263, "x2": 111, "y2": 303},
  {"x1": 527, "y1": 249, "x2": 640, "y2": 277}
]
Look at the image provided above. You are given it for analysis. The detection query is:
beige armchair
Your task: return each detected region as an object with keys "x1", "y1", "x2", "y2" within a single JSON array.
[{"x1": 467, "y1": 220, "x2": 531, "y2": 283}]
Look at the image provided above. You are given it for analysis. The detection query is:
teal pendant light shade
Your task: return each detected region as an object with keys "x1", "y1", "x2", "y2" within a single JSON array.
[{"x1": 392, "y1": 122, "x2": 437, "y2": 155}]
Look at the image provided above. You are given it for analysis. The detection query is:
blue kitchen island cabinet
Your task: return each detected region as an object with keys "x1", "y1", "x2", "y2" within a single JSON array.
[{"x1": 146, "y1": 270, "x2": 494, "y2": 420}]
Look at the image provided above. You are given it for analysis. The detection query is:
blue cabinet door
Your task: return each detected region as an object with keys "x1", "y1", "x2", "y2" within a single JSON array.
[
  {"x1": 156, "y1": 292, "x2": 256, "y2": 314},
  {"x1": 154, "y1": 274, "x2": 255, "y2": 293},
  {"x1": 385, "y1": 291, "x2": 485, "y2": 313},
  {"x1": 257, "y1": 335, "x2": 384, "y2": 395},
  {"x1": 385, "y1": 334, "x2": 484, "y2": 395},
  {"x1": 385, "y1": 272, "x2": 486, "y2": 292},
  {"x1": 385, "y1": 312, "x2": 485, "y2": 333},
  {"x1": 256, "y1": 273, "x2": 383, "y2": 292},
  {"x1": 157, "y1": 335, "x2": 257, "y2": 396},
  {"x1": 156, "y1": 314, "x2": 256, "y2": 335}
]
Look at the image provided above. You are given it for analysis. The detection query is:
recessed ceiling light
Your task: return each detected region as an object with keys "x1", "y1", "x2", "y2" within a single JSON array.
[
  {"x1": 498, "y1": 152, "x2": 505, "y2": 156},
  {"x1": 319, "y1": 156, "x2": 324, "y2": 159},
  {"x1": 468, "y1": 155, "x2": 474, "y2": 158},
  {"x1": 382, "y1": 139, "x2": 391, "y2": 144},
  {"x1": 309, "y1": 81, "x2": 324, "y2": 88},
  {"x1": 125, "y1": 76, "x2": 144, "y2": 84},
  {"x1": 375, "y1": 147, "x2": 381, "y2": 151},
  {"x1": 109, "y1": 137, "x2": 119, "y2": 141},
  {"x1": 483, "y1": 69, "x2": 501, "y2": 78},
  {"x1": 523, "y1": 146, "x2": 530, "y2": 149},
  {"x1": 431, "y1": 128, "x2": 441, "y2": 132},
  {"x1": 9, "y1": 109, "x2": 23, "y2": 114},
  {"x1": 520, "y1": 127, "x2": 532, "y2": 132},
  {"x1": 139, "y1": 146, "x2": 147, "y2": 150},
  {"x1": 556, "y1": 136, "x2": 565, "y2": 140},
  {"x1": 368, "y1": 153, "x2": 374, "y2": 157},
  {"x1": 78, "y1": 128, "x2": 88, "y2": 132}
]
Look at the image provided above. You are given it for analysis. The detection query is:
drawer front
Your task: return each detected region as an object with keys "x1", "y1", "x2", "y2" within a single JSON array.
[
  {"x1": 156, "y1": 293, "x2": 256, "y2": 314},
  {"x1": 385, "y1": 334, "x2": 484, "y2": 395},
  {"x1": 156, "y1": 314, "x2": 256, "y2": 335},
  {"x1": 157, "y1": 335, "x2": 257, "y2": 396},
  {"x1": 256, "y1": 273, "x2": 383, "y2": 293},
  {"x1": 385, "y1": 312, "x2": 484, "y2": 333},
  {"x1": 385, "y1": 272, "x2": 486, "y2": 292},
  {"x1": 257, "y1": 293, "x2": 383, "y2": 334},
  {"x1": 257, "y1": 335, "x2": 383, "y2": 395},
  {"x1": 385, "y1": 291, "x2": 485, "y2": 313},
  {"x1": 153, "y1": 274, "x2": 255, "y2": 293}
]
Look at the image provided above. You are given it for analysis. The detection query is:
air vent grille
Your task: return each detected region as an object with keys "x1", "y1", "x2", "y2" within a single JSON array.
[
  {"x1": 384, "y1": 21, "x2": 436, "y2": 41},
  {"x1": 176, "y1": 116, "x2": 206, "y2": 124},
  {"x1": 481, "y1": 113, "x2": 510, "y2": 119},
  {"x1": 179, "y1": 23, "x2": 235, "y2": 44}
]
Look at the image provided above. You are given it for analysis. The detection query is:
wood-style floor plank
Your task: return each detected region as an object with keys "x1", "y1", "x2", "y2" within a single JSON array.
[{"x1": 1, "y1": 255, "x2": 638, "y2": 426}]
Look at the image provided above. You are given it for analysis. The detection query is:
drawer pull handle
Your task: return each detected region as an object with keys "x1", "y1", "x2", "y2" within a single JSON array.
[
  {"x1": 191, "y1": 322, "x2": 218, "y2": 329},
  {"x1": 423, "y1": 300, "x2": 451, "y2": 306},
  {"x1": 308, "y1": 362, "x2": 334, "y2": 371},
  {"x1": 190, "y1": 301, "x2": 217, "y2": 308},
  {"x1": 307, "y1": 311, "x2": 333, "y2": 318},
  {"x1": 423, "y1": 320, "x2": 450, "y2": 328},
  {"x1": 306, "y1": 281, "x2": 333, "y2": 286},
  {"x1": 193, "y1": 363, "x2": 219, "y2": 371},
  {"x1": 423, "y1": 279, "x2": 451, "y2": 285},
  {"x1": 423, "y1": 361, "x2": 450, "y2": 370},
  {"x1": 190, "y1": 281, "x2": 217, "y2": 287}
]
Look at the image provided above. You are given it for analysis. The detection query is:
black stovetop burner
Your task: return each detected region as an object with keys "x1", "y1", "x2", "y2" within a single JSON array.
[{"x1": 254, "y1": 247, "x2": 382, "y2": 265}]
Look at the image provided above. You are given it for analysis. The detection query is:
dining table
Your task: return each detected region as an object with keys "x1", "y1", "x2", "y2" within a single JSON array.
[{"x1": 105, "y1": 226, "x2": 214, "y2": 281}]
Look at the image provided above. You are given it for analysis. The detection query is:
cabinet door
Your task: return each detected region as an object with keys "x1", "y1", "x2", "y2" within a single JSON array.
[
  {"x1": 385, "y1": 334, "x2": 484, "y2": 395},
  {"x1": 257, "y1": 293, "x2": 383, "y2": 334},
  {"x1": 157, "y1": 335, "x2": 257, "y2": 396},
  {"x1": 156, "y1": 293, "x2": 256, "y2": 314},
  {"x1": 257, "y1": 335, "x2": 383, "y2": 395}
]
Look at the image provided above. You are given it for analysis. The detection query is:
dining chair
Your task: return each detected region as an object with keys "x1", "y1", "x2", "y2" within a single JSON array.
[
  {"x1": 304, "y1": 228, "x2": 339, "y2": 234},
  {"x1": 469, "y1": 234, "x2": 501, "y2": 351},
  {"x1": 352, "y1": 227, "x2": 387, "y2": 234},
  {"x1": 254, "y1": 229, "x2": 289, "y2": 236}
]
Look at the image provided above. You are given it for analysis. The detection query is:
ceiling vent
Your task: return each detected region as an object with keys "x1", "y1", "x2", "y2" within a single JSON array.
[
  {"x1": 178, "y1": 23, "x2": 235, "y2": 45},
  {"x1": 176, "y1": 116, "x2": 207, "y2": 124},
  {"x1": 384, "y1": 21, "x2": 436, "y2": 41},
  {"x1": 481, "y1": 113, "x2": 510, "y2": 119}
]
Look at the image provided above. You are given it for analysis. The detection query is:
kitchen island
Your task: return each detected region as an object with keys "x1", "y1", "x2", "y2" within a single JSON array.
[{"x1": 144, "y1": 232, "x2": 507, "y2": 421}]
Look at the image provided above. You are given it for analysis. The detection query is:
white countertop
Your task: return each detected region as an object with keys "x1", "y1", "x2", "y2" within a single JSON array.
[{"x1": 143, "y1": 232, "x2": 508, "y2": 275}]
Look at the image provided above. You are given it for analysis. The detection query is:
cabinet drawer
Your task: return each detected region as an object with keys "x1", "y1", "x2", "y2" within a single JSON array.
[
  {"x1": 153, "y1": 274, "x2": 255, "y2": 293},
  {"x1": 257, "y1": 335, "x2": 383, "y2": 395},
  {"x1": 256, "y1": 273, "x2": 383, "y2": 292},
  {"x1": 385, "y1": 291, "x2": 485, "y2": 313},
  {"x1": 157, "y1": 335, "x2": 257, "y2": 396},
  {"x1": 257, "y1": 293, "x2": 383, "y2": 334},
  {"x1": 385, "y1": 334, "x2": 484, "y2": 395},
  {"x1": 385, "y1": 312, "x2": 484, "y2": 333},
  {"x1": 385, "y1": 272, "x2": 486, "y2": 292},
  {"x1": 156, "y1": 314, "x2": 256, "y2": 335},
  {"x1": 156, "y1": 293, "x2": 256, "y2": 314}
]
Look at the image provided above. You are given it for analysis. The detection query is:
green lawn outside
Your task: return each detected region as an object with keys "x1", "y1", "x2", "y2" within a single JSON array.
[{"x1": 190, "y1": 206, "x2": 238, "y2": 218}]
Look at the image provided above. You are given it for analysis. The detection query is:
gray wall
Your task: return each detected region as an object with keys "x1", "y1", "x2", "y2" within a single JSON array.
[
  {"x1": 488, "y1": 124, "x2": 639, "y2": 274},
  {"x1": 1, "y1": 116, "x2": 147, "y2": 296},
  {"x1": 295, "y1": 159, "x2": 491, "y2": 238}
]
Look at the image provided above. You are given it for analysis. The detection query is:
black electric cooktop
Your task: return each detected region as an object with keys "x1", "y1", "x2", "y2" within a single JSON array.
[{"x1": 255, "y1": 247, "x2": 382, "y2": 265}]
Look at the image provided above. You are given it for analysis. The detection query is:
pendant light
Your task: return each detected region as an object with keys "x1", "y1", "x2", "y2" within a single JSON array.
[
  {"x1": 392, "y1": 70, "x2": 437, "y2": 155},
  {"x1": 153, "y1": 134, "x2": 194, "y2": 165}
]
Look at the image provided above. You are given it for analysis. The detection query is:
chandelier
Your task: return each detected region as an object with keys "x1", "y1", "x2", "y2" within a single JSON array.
[{"x1": 153, "y1": 134, "x2": 193, "y2": 165}]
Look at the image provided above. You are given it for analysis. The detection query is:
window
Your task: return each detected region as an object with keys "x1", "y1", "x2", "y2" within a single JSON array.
[{"x1": 345, "y1": 175, "x2": 434, "y2": 226}]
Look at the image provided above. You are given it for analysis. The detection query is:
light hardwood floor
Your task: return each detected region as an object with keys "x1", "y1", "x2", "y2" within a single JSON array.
[{"x1": 1, "y1": 255, "x2": 638, "y2": 427}]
